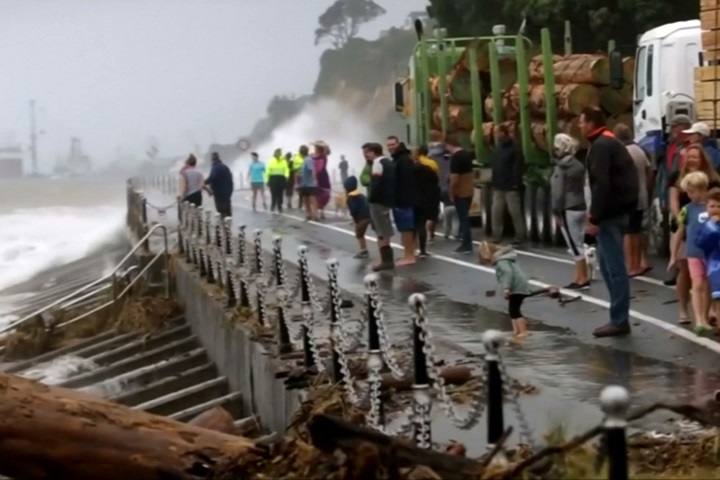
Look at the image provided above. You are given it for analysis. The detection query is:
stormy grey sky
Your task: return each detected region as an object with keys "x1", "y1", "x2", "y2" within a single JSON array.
[{"x1": 0, "y1": 0, "x2": 427, "y2": 171}]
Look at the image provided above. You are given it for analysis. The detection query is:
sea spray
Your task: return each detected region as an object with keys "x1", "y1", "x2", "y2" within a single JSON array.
[
  {"x1": 0, "y1": 205, "x2": 126, "y2": 292},
  {"x1": 232, "y1": 99, "x2": 380, "y2": 177}
]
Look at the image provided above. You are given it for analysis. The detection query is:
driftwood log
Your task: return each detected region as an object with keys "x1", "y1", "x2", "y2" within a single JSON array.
[
  {"x1": 0, "y1": 373, "x2": 264, "y2": 480},
  {"x1": 308, "y1": 414, "x2": 484, "y2": 478}
]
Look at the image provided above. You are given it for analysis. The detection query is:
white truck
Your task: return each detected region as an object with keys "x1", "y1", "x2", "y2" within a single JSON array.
[{"x1": 633, "y1": 20, "x2": 702, "y2": 255}]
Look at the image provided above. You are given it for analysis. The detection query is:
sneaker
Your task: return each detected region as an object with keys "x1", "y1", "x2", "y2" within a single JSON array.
[
  {"x1": 418, "y1": 251, "x2": 431, "y2": 258},
  {"x1": 593, "y1": 323, "x2": 631, "y2": 338},
  {"x1": 564, "y1": 282, "x2": 590, "y2": 291},
  {"x1": 353, "y1": 250, "x2": 370, "y2": 259},
  {"x1": 454, "y1": 245, "x2": 473, "y2": 254}
]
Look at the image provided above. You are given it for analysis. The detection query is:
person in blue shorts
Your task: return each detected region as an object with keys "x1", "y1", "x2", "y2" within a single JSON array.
[
  {"x1": 247, "y1": 152, "x2": 266, "y2": 211},
  {"x1": 387, "y1": 135, "x2": 417, "y2": 266}
]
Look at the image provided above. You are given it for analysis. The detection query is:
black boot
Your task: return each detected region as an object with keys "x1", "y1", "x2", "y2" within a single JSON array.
[{"x1": 373, "y1": 245, "x2": 395, "y2": 271}]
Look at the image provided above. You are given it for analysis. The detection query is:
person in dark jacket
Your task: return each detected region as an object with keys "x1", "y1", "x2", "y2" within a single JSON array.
[
  {"x1": 580, "y1": 106, "x2": 638, "y2": 338},
  {"x1": 364, "y1": 142, "x2": 396, "y2": 271},
  {"x1": 204, "y1": 152, "x2": 234, "y2": 217},
  {"x1": 387, "y1": 135, "x2": 417, "y2": 266},
  {"x1": 414, "y1": 145, "x2": 441, "y2": 257},
  {"x1": 344, "y1": 175, "x2": 371, "y2": 259},
  {"x1": 490, "y1": 124, "x2": 526, "y2": 245}
]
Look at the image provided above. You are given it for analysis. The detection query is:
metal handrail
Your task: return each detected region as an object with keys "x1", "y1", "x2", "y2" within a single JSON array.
[{"x1": 0, "y1": 224, "x2": 169, "y2": 335}]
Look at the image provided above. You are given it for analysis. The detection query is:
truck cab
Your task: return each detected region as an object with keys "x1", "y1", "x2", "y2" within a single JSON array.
[{"x1": 634, "y1": 20, "x2": 700, "y2": 255}]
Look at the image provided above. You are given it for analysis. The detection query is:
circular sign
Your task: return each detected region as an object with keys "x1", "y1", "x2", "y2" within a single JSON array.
[{"x1": 236, "y1": 138, "x2": 250, "y2": 151}]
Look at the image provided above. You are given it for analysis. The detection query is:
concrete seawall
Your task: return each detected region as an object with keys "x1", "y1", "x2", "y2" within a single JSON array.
[{"x1": 174, "y1": 259, "x2": 300, "y2": 435}]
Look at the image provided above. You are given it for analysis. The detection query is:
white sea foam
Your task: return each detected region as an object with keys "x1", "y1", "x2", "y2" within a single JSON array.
[
  {"x1": 0, "y1": 205, "x2": 125, "y2": 294},
  {"x1": 232, "y1": 98, "x2": 378, "y2": 176}
]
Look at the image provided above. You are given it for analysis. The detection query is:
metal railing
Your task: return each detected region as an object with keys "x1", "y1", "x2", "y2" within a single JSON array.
[{"x1": 0, "y1": 223, "x2": 170, "y2": 335}]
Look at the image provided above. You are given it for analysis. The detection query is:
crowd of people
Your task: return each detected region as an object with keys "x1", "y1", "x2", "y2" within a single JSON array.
[{"x1": 176, "y1": 109, "x2": 720, "y2": 341}]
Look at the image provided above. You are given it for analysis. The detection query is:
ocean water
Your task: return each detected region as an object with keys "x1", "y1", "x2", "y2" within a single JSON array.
[
  {"x1": 0, "y1": 176, "x2": 128, "y2": 324},
  {"x1": 0, "y1": 176, "x2": 131, "y2": 385}
]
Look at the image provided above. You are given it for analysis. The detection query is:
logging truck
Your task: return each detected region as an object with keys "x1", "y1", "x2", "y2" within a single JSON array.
[{"x1": 393, "y1": 21, "x2": 629, "y2": 239}]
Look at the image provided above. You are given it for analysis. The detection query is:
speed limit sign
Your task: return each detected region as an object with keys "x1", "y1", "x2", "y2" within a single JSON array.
[{"x1": 236, "y1": 138, "x2": 250, "y2": 151}]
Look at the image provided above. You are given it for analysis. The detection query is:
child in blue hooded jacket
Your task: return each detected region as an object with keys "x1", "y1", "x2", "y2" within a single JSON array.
[
  {"x1": 344, "y1": 175, "x2": 371, "y2": 259},
  {"x1": 695, "y1": 187, "x2": 720, "y2": 319}
]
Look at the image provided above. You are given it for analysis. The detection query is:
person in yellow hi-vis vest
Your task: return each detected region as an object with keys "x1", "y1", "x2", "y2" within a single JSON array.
[
  {"x1": 291, "y1": 150, "x2": 305, "y2": 208},
  {"x1": 265, "y1": 148, "x2": 290, "y2": 213}
]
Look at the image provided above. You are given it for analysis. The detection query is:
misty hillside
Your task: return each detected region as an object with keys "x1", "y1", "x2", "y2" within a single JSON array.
[{"x1": 242, "y1": 27, "x2": 416, "y2": 151}]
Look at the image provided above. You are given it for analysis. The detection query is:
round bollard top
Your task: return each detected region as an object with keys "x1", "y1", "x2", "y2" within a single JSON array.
[
  {"x1": 253, "y1": 229, "x2": 262, "y2": 236},
  {"x1": 272, "y1": 235, "x2": 282, "y2": 244},
  {"x1": 363, "y1": 273, "x2": 378, "y2": 287},
  {"x1": 481, "y1": 329, "x2": 505, "y2": 353},
  {"x1": 408, "y1": 293, "x2": 426, "y2": 311},
  {"x1": 599, "y1": 385, "x2": 630, "y2": 417},
  {"x1": 326, "y1": 258, "x2": 339, "y2": 268},
  {"x1": 238, "y1": 224, "x2": 246, "y2": 231},
  {"x1": 298, "y1": 245, "x2": 308, "y2": 255}
]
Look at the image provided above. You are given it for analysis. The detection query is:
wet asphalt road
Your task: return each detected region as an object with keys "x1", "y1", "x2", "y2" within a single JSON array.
[{"x1": 149, "y1": 189, "x2": 720, "y2": 447}]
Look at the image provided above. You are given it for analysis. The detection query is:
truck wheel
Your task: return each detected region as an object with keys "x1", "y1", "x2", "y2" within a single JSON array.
[
  {"x1": 539, "y1": 184, "x2": 553, "y2": 244},
  {"x1": 649, "y1": 198, "x2": 669, "y2": 257},
  {"x1": 528, "y1": 184, "x2": 540, "y2": 243}
]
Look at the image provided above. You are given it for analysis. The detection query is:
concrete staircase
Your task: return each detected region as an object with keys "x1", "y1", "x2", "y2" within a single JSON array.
[{"x1": 2, "y1": 316, "x2": 273, "y2": 437}]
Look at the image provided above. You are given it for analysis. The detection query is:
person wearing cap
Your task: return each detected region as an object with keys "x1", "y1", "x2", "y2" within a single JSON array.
[
  {"x1": 683, "y1": 122, "x2": 720, "y2": 170},
  {"x1": 661, "y1": 114, "x2": 692, "y2": 287}
]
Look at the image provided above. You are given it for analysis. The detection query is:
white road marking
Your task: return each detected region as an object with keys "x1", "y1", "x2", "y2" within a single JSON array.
[
  {"x1": 235, "y1": 192, "x2": 666, "y2": 287},
  {"x1": 236, "y1": 203, "x2": 720, "y2": 355}
]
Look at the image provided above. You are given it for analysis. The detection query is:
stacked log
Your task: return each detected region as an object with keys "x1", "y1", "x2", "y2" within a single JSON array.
[
  {"x1": 428, "y1": 50, "x2": 635, "y2": 152},
  {"x1": 481, "y1": 53, "x2": 634, "y2": 150}
]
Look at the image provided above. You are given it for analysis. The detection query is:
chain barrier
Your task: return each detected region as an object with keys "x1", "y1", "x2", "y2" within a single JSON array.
[
  {"x1": 130, "y1": 183, "x2": 720, "y2": 476},
  {"x1": 411, "y1": 294, "x2": 485, "y2": 430}
]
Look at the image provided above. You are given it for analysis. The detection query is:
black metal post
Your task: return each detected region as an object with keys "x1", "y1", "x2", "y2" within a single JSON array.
[
  {"x1": 601, "y1": 386, "x2": 629, "y2": 480},
  {"x1": 189, "y1": 205, "x2": 198, "y2": 266},
  {"x1": 197, "y1": 207, "x2": 206, "y2": 276},
  {"x1": 253, "y1": 229, "x2": 263, "y2": 275},
  {"x1": 327, "y1": 259, "x2": 343, "y2": 384},
  {"x1": 273, "y1": 237, "x2": 292, "y2": 354},
  {"x1": 299, "y1": 246, "x2": 314, "y2": 370},
  {"x1": 483, "y1": 330, "x2": 505, "y2": 447},
  {"x1": 237, "y1": 225, "x2": 250, "y2": 307},
  {"x1": 177, "y1": 199, "x2": 184, "y2": 255},
  {"x1": 410, "y1": 293, "x2": 431, "y2": 448},
  {"x1": 365, "y1": 273, "x2": 384, "y2": 424},
  {"x1": 224, "y1": 218, "x2": 236, "y2": 307},
  {"x1": 205, "y1": 212, "x2": 215, "y2": 283}
]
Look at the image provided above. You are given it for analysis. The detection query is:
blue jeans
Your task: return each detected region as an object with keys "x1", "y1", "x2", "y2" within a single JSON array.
[
  {"x1": 454, "y1": 196, "x2": 472, "y2": 249},
  {"x1": 596, "y1": 214, "x2": 630, "y2": 327}
]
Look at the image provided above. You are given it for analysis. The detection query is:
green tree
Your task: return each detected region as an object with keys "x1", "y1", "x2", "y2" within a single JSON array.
[
  {"x1": 426, "y1": 0, "x2": 697, "y2": 53},
  {"x1": 314, "y1": 0, "x2": 386, "y2": 49}
]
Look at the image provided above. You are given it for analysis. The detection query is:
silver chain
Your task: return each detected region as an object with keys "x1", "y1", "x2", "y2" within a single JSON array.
[
  {"x1": 368, "y1": 287, "x2": 406, "y2": 379},
  {"x1": 412, "y1": 295, "x2": 484, "y2": 429},
  {"x1": 497, "y1": 351, "x2": 537, "y2": 449},
  {"x1": 299, "y1": 248, "x2": 325, "y2": 372}
]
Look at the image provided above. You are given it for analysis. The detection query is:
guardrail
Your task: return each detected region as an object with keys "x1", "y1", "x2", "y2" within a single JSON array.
[{"x1": 0, "y1": 223, "x2": 171, "y2": 336}]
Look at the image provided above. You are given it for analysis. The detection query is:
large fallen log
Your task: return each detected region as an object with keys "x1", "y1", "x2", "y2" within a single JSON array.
[
  {"x1": 307, "y1": 414, "x2": 484, "y2": 478},
  {"x1": 0, "y1": 372, "x2": 264, "y2": 480}
]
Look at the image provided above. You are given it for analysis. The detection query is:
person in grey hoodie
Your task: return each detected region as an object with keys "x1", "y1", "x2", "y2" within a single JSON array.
[{"x1": 550, "y1": 133, "x2": 590, "y2": 290}]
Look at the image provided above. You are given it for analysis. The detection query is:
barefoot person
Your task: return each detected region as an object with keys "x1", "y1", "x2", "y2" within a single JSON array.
[
  {"x1": 387, "y1": 135, "x2": 417, "y2": 266},
  {"x1": 478, "y1": 241, "x2": 531, "y2": 338},
  {"x1": 614, "y1": 123, "x2": 653, "y2": 277},
  {"x1": 550, "y1": 133, "x2": 589, "y2": 290}
]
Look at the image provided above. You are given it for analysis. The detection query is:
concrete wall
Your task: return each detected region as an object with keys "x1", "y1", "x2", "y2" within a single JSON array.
[{"x1": 174, "y1": 260, "x2": 300, "y2": 435}]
